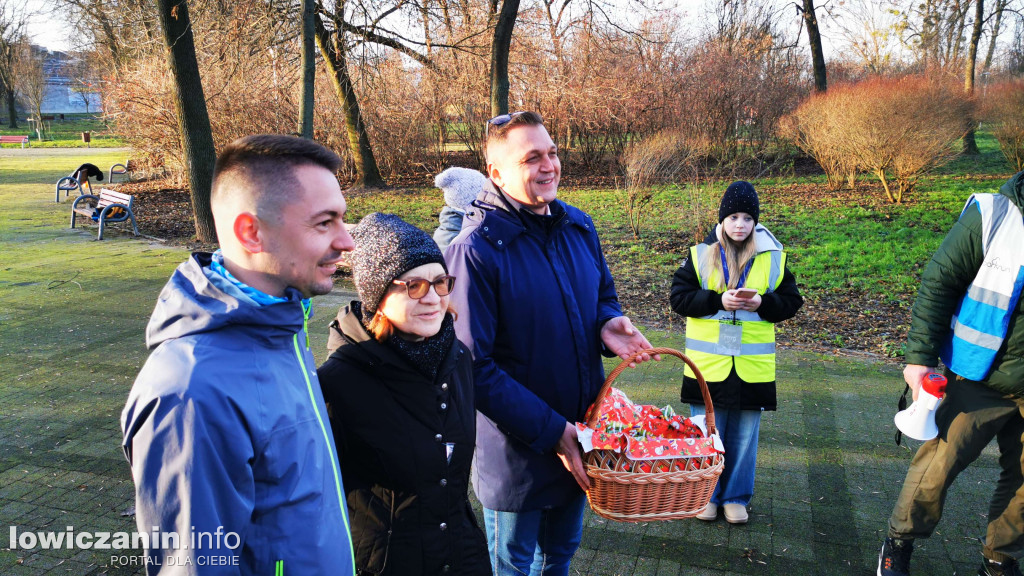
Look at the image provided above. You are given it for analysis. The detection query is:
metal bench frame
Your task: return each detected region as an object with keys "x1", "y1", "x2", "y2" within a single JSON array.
[{"x1": 71, "y1": 188, "x2": 139, "y2": 240}]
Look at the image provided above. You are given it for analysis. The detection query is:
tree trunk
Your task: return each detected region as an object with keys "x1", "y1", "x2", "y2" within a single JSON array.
[
  {"x1": 5, "y1": 86, "x2": 16, "y2": 128},
  {"x1": 298, "y1": 0, "x2": 315, "y2": 138},
  {"x1": 963, "y1": 0, "x2": 984, "y2": 155},
  {"x1": 802, "y1": 0, "x2": 828, "y2": 92},
  {"x1": 490, "y1": 0, "x2": 520, "y2": 117},
  {"x1": 314, "y1": 10, "x2": 386, "y2": 189},
  {"x1": 983, "y1": 0, "x2": 1006, "y2": 71},
  {"x1": 156, "y1": 0, "x2": 217, "y2": 243}
]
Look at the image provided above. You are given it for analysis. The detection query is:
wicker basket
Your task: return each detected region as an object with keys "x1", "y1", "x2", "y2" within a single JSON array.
[{"x1": 583, "y1": 347, "x2": 724, "y2": 522}]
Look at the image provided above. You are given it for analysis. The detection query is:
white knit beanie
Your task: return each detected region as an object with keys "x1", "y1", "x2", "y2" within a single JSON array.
[{"x1": 435, "y1": 167, "x2": 486, "y2": 212}]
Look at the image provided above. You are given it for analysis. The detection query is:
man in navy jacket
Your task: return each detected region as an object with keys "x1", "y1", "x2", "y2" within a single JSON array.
[{"x1": 445, "y1": 111, "x2": 655, "y2": 576}]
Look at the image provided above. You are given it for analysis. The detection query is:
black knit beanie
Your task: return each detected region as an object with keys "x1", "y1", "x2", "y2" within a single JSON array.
[
  {"x1": 350, "y1": 213, "x2": 447, "y2": 314},
  {"x1": 718, "y1": 181, "x2": 759, "y2": 224}
]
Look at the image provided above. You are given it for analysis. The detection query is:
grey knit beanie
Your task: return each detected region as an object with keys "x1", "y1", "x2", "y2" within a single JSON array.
[
  {"x1": 718, "y1": 181, "x2": 759, "y2": 224},
  {"x1": 435, "y1": 167, "x2": 485, "y2": 212},
  {"x1": 351, "y1": 213, "x2": 447, "y2": 314}
]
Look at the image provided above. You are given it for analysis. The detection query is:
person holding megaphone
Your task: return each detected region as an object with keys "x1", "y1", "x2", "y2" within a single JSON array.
[{"x1": 878, "y1": 171, "x2": 1024, "y2": 576}]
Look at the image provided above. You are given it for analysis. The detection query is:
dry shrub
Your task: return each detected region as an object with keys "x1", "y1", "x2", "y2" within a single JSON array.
[
  {"x1": 673, "y1": 23, "x2": 805, "y2": 166},
  {"x1": 778, "y1": 98, "x2": 856, "y2": 190},
  {"x1": 681, "y1": 184, "x2": 721, "y2": 246},
  {"x1": 108, "y1": 51, "x2": 300, "y2": 184},
  {"x1": 981, "y1": 79, "x2": 1024, "y2": 172},
  {"x1": 618, "y1": 130, "x2": 708, "y2": 239},
  {"x1": 783, "y1": 76, "x2": 970, "y2": 203},
  {"x1": 103, "y1": 57, "x2": 178, "y2": 180},
  {"x1": 355, "y1": 53, "x2": 449, "y2": 177}
]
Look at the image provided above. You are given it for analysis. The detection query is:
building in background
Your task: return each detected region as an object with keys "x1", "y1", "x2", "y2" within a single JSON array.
[{"x1": 33, "y1": 45, "x2": 102, "y2": 115}]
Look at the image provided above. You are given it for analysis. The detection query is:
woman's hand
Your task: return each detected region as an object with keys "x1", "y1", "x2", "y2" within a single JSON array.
[{"x1": 722, "y1": 290, "x2": 762, "y2": 312}]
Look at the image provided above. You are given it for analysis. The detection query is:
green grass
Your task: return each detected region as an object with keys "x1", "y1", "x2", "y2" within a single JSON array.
[{"x1": 0, "y1": 113, "x2": 126, "y2": 148}]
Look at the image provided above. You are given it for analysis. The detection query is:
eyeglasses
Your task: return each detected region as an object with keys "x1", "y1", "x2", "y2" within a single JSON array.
[
  {"x1": 391, "y1": 275, "x2": 456, "y2": 299},
  {"x1": 485, "y1": 111, "x2": 524, "y2": 138}
]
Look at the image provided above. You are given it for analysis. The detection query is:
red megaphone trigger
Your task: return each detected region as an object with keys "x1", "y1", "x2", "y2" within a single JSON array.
[{"x1": 922, "y1": 373, "x2": 947, "y2": 398}]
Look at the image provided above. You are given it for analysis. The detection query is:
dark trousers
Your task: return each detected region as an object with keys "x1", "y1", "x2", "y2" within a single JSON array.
[{"x1": 888, "y1": 370, "x2": 1024, "y2": 563}]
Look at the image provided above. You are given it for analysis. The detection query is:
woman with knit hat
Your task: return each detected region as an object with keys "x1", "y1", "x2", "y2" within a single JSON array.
[
  {"x1": 318, "y1": 212, "x2": 489, "y2": 575},
  {"x1": 670, "y1": 181, "x2": 803, "y2": 525}
]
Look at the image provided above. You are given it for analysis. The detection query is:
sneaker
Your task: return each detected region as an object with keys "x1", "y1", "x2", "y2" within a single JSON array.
[
  {"x1": 695, "y1": 503, "x2": 717, "y2": 521},
  {"x1": 723, "y1": 503, "x2": 748, "y2": 524},
  {"x1": 979, "y1": 557, "x2": 1023, "y2": 576},
  {"x1": 878, "y1": 537, "x2": 913, "y2": 576}
]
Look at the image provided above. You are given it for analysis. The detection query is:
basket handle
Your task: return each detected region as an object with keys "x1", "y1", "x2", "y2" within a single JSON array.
[{"x1": 585, "y1": 347, "x2": 716, "y2": 437}]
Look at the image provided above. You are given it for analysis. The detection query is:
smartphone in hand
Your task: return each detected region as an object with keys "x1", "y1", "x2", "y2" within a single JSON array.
[{"x1": 734, "y1": 288, "x2": 758, "y2": 300}]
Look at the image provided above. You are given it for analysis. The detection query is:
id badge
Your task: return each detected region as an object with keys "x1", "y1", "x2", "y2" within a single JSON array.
[{"x1": 718, "y1": 323, "x2": 743, "y2": 356}]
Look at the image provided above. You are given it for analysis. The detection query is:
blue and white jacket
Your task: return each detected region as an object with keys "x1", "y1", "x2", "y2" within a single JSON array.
[
  {"x1": 906, "y1": 171, "x2": 1024, "y2": 394},
  {"x1": 942, "y1": 190, "x2": 1024, "y2": 381},
  {"x1": 122, "y1": 253, "x2": 355, "y2": 575}
]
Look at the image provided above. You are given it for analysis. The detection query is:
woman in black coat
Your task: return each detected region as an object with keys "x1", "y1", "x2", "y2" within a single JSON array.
[{"x1": 318, "y1": 213, "x2": 489, "y2": 576}]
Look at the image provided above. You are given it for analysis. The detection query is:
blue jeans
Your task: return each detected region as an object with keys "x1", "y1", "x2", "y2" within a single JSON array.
[
  {"x1": 690, "y1": 405, "x2": 762, "y2": 507},
  {"x1": 482, "y1": 493, "x2": 587, "y2": 576}
]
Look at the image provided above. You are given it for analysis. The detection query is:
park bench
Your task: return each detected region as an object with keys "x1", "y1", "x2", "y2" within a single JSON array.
[
  {"x1": 0, "y1": 135, "x2": 29, "y2": 148},
  {"x1": 71, "y1": 188, "x2": 139, "y2": 240},
  {"x1": 55, "y1": 163, "x2": 105, "y2": 202},
  {"x1": 108, "y1": 161, "x2": 132, "y2": 183}
]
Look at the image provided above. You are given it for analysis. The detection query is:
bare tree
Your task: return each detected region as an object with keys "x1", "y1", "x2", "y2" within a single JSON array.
[
  {"x1": 52, "y1": 0, "x2": 161, "y2": 73},
  {"x1": 963, "y1": 0, "x2": 984, "y2": 154},
  {"x1": 490, "y1": 0, "x2": 519, "y2": 116},
  {"x1": 798, "y1": 0, "x2": 828, "y2": 92},
  {"x1": 15, "y1": 45, "x2": 46, "y2": 140},
  {"x1": 0, "y1": 0, "x2": 25, "y2": 128},
  {"x1": 156, "y1": 0, "x2": 216, "y2": 243},
  {"x1": 828, "y1": 0, "x2": 904, "y2": 74},
  {"x1": 315, "y1": 0, "x2": 386, "y2": 188},
  {"x1": 299, "y1": 0, "x2": 315, "y2": 138},
  {"x1": 982, "y1": 0, "x2": 1009, "y2": 71},
  {"x1": 63, "y1": 54, "x2": 101, "y2": 114}
]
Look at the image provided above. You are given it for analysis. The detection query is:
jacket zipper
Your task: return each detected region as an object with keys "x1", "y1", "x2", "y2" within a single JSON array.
[{"x1": 292, "y1": 302, "x2": 356, "y2": 575}]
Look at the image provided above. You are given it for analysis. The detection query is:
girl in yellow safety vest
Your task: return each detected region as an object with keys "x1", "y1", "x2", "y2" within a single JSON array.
[{"x1": 670, "y1": 181, "x2": 803, "y2": 525}]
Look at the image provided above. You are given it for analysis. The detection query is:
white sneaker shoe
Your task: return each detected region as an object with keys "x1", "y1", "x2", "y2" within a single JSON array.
[
  {"x1": 695, "y1": 503, "x2": 718, "y2": 521},
  {"x1": 723, "y1": 503, "x2": 748, "y2": 524}
]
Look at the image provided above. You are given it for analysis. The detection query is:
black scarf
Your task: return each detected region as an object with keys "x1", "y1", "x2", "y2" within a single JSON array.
[{"x1": 387, "y1": 313, "x2": 456, "y2": 381}]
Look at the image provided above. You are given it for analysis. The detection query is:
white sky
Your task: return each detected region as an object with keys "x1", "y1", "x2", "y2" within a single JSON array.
[{"x1": 20, "y1": 0, "x2": 71, "y2": 52}]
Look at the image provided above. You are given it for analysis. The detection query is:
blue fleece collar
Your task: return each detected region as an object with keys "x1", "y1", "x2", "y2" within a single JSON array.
[{"x1": 206, "y1": 250, "x2": 310, "y2": 309}]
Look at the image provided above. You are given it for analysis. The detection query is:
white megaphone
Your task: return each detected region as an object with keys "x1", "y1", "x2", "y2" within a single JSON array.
[{"x1": 894, "y1": 373, "x2": 948, "y2": 441}]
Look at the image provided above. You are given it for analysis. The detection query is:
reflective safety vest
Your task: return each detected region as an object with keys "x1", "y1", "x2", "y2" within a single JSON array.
[
  {"x1": 685, "y1": 243, "x2": 786, "y2": 383},
  {"x1": 941, "y1": 193, "x2": 1024, "y2": 381}
]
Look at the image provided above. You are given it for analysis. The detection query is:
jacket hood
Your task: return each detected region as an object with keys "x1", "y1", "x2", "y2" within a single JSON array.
[
  {"x1": 999, "y1": 170, "x2": 1024, "y2": 212},
  {"x1": 146, "y1": 253, "x2": 308, "y2": 349},
  {"x1": 709, "y1": 223, "x2": 784, "y2": 254}
]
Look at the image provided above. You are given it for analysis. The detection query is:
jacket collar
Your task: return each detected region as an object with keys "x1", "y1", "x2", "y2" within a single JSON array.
[
  {"x1": 328, "y1": 301, "x2": 462, "y2": 378},
  {"x1": 706, "y1": 223, "x2": 784, "y2": 254},
  {"x1": 462, "y1": 179, "x2": 595, "y2": 250}
]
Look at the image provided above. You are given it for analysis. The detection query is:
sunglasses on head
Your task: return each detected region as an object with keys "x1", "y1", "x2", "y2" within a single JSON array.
[
  {"x1": 485, "y1": 111, "x2": 524, "y2": 138},
  {"x1": 391, "y1": 275, "x2": 456, "y2": 299}
]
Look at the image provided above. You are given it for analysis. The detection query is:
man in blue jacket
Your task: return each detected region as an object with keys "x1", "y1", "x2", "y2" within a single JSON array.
[
  {"x1": 122, "y1": 135, "x2": 357, "y2": 575},
  {"x1": 445, "y1": 111, "x2": 655, "y2": 576}
]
